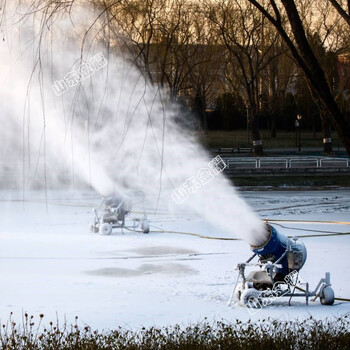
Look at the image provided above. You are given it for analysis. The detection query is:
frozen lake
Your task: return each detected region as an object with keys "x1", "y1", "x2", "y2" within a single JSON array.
[{"x1": 1, "y1": 189, "x2": 350, "y2": 329}]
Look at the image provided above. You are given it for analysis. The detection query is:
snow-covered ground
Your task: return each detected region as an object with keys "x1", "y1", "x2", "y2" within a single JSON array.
[{"x1": 1, "y1": 189, "x2": 350, "y2": 329}]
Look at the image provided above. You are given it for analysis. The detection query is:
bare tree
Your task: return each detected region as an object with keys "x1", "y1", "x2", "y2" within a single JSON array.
[
  {"x1": 329, "y1": 0, "x2": 350, "y2": 26},
  {"x1": 207, "y1": 0, "x2": 284, "y2": 154},
  {"x1": 101, "y1": 0, "x2": 209, "y2": 103},
  {"x1": 101, "y1": 0, "x2": 163, "y2": 85},
  {"x1": 185, "y1": 10, "x2": 224, "y2": 130},
  {"x1": 300, "y1": 1, "x2": 350, "y2": 152},
  {"x1": 246, "y1": 0, "x2": 350, "y2": 155},
  {"x1": 264, "y1": 44, "x2": 295, "y2": 137}
]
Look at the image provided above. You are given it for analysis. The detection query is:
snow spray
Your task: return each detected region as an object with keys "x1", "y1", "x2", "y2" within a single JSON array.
[{"x1": 0, "y1": 1, "x2": 266, "y2": 245}]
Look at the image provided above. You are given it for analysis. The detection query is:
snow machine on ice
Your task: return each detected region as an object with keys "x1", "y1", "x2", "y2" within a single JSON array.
[
  {"x1": 229, "y1": 224, "x2": 335, "y2": 309},
  {"x1": 90, "y1": 195, "x2": 150, "y2": 235}
]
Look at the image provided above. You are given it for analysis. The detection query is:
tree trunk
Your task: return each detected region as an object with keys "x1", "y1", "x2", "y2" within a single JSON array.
[
  {"x1": 312, "y1": 115, "x2": 317, "y2": 138},
  {"x1": 202, "y1": 109, "x2": 208, "y2": 131},
  {"x1": 247, "y1": 0, "x2": 350, "y2": 155},
  {"x1": 249, "y1": 112, "x2": 264, "y2": 155},
  {"x1": 271, "y1": 114, "x2": 277, "y2": 138},
  {"x1": 321, "y1": 114, "x2": 333, "y2": 154},
  {"x1": 201, "y1": 93, "x2": 208, "y2": 131},
  {"x1": 329, "y1": 0, "x2": 350, "y2": 26},
  {"x1": 280, "y1": 0, "x2": 350, "y2": 155}
]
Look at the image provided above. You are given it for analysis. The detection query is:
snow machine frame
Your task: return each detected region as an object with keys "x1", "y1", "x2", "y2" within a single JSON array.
[
  {"x1": 90, "y1": 195, "x2": 150, "y2": 235},
  {"x1": 229, "y1": 251, "x2": 335, "y2": 309}
]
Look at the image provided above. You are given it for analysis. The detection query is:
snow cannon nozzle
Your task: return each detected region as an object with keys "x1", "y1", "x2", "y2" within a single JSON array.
[{"x1": 250, "y1": 223, "x2": 307, "y2": 277}]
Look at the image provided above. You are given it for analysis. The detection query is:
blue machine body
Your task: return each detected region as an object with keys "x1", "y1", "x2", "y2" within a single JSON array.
[{"x1": 251, "y1": 225, "x2": 307, "y2": 275}]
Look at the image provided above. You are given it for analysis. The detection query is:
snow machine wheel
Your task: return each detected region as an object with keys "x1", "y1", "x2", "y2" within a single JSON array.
[
  {"x1": 241, "y1": 288, "x2": 261, "y2": 308},
  {"x1": 320, "y1": 286, "x2": 335, "y2": 305},
  {"x1": 89, "y1": 223, "x2": 98, "y2": 233},
  {"x1": 141, "y1": 219, "x2": 149, "y2": 234},
  {"x1": 99, "y1": 223, "x2": 112, "y2": 235}
]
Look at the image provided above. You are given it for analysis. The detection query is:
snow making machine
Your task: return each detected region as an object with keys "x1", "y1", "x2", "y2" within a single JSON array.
[
  {"x1": 90, "y1": 195, "x2": 150, "y2": 235},
  {"x1": 229, "y1": 224, "x2": 335, "y2": 309}
]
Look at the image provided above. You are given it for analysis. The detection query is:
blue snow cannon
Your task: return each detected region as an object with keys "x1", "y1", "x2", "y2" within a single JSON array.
[
  {"x1": 231, "y1": 223, "x2": 335, "y2": 308},
  {"x1": 250, "y1": 224, "x2": 307, "y2": 277}
]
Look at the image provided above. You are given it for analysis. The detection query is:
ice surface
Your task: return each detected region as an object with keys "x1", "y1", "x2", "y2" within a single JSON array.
[{"x1": 1, "y1": 189, "x2": 349, "y2": 329}]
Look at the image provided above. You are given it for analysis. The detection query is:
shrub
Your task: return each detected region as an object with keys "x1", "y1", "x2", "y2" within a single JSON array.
[{"x1": 0, "y1": 314, "x2": 349, "y2": 349}]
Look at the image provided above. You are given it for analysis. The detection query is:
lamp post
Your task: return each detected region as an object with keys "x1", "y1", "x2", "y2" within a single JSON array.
[{"x1": 295, "y1": 114, "x2": 302, "y2": 152}]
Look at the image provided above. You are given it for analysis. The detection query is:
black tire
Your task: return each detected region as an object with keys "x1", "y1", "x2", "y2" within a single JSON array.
[
  {"x1": 320, "y1": 286, "x2": 335, "y2": 305},
  {"x1": 241, "y1": 288, "x2": 262, "y2": 308},
  {"x1": 99, "y1": 223, "x2": 112, "y2": 235},
  {"x1": 141, "y1": 219, "x2": 149, "y2": 234}
]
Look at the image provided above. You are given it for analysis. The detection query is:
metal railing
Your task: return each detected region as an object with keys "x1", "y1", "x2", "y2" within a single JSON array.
[{"x1": 224, "y1": 157, "x2": 350, "y2": 170}]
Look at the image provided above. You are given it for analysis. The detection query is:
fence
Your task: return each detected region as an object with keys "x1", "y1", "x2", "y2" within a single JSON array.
[{"x1": 224, "y1": 157, "x2": 350, "y2": 170}]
